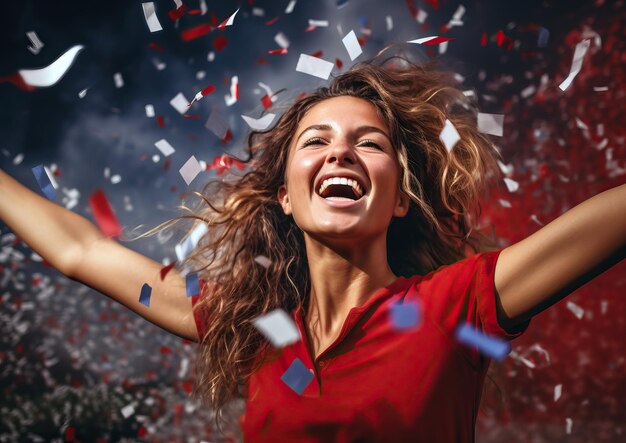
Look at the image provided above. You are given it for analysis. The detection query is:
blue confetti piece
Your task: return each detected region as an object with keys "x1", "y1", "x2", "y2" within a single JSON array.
[
  {"x1": 537, "y1": 27, "x2": 550, "y2": 48},
  {"x1": 32, "y1": 164, "x2": 56, "y2": 200},
  {"x1": 358, "y1": 15, "x2": 368, "y2": 27},
  {"x1": 455, "y1": 323, "x2": 511, "y2": 361},
  {"x1": 138, "y1": 283, "x2": 152, "y2": 307},
  {"x1": 390, "y1": 301, "x2": 421, "y2": 330},
  {"x1": 280, "y1": 358, "x2": 314, "y2": 395},
  {"x1": 186, "y1": 273, "x2": 199, "y2": 297}
]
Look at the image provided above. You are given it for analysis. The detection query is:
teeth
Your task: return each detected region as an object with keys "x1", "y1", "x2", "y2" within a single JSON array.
[{"x1": 317, "y1": 176, "x2": 363, "y2": 198}]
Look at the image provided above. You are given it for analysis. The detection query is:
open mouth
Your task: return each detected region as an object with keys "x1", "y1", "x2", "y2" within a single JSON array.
[{"x1": 315, "y1": 177, "x2": 365, "y2": 201}]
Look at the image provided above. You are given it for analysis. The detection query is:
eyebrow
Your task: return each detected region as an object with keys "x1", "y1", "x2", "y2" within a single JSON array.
[{"x1": 295, "y1": 124, "x2": 391, "y2": 144}]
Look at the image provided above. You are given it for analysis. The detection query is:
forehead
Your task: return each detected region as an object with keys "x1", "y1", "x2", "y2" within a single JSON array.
[{"x1": 297, "y1": 96, "x2": 387, "y2": 130}]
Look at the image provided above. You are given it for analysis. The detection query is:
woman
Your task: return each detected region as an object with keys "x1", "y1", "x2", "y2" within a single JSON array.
[{"x1": 1, "y1": 50, "x2": 624, "y2": 442}]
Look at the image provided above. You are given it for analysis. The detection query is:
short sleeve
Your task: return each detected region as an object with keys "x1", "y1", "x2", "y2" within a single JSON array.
[
  {"x1": 415, "y1": 249, "x2": 531, "y2": 342},
  {"x1": 191, "y1": 279, "x2": 212, "y2": 340}
]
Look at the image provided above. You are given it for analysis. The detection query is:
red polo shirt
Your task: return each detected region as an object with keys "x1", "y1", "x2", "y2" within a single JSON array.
[{"x1": 193, "y1": 249, "x2": 531, "y2": 442}]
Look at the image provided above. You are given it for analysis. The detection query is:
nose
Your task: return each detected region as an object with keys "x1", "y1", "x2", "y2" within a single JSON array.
[{"x1": 326, "y1": 140, "x2": 356, "y2": 165}]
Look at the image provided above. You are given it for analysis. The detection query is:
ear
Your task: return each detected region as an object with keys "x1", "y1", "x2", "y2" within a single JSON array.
[
  {"x1": 277, "y1": 183, "x2": 292, "y2": 215},
  {"x1": 393, "y1": 190, "x2": 410, "y2": 218}
]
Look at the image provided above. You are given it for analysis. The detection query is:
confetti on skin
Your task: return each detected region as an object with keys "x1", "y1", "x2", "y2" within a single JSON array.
[
  {"x1": 142, "y1": 2, "x2": 163, "y2": 33},
  {"x1": 154, "y1": 139, "x2": 175, "y2": 157},
  {"x1": 18, "y1": 45, "x2": 84, "y2": 87},
  {"x1": 477, "y1": 113, "x2": 504, "y2": 136},
  {"x1": 224, "y1": 76, "x2": 239, "y2": 106},
  {"x1": 439, "y1": 119, "x2": 461, "y2": 152},
  {"x1": 170, "y1": 92, "x2": 191, "y2": 114},
  {"x1": 281, "y1": 358, "x2": 314, "y2": 395},
  {"x1": 254, "y1": 255, "x2": 272, "y2": 269},
  {"x1": 138, "y1": 283, "x2": 152, "y2": 307},
  {"x1": 407, "y1": 36, "x2": 455, "y2": 45},
  {"x1": 296, "y1": 53, "x2": 334, "y2": 80},
  {"x1": 455, "y1": 323, "x2": 511, "y2": 361},
  {"x1": 26, "y1": 31, "x2": 44, "y2": 55},
  {"x1": 88, "y1": 189, "x2": 122, "y2": 238},
  {"x1": 342, "y1": 30, "x2": 362, "y2": 61},
  {"x1": 253, "y1": 309, "x2": 301, "y2": 347},
  {"x1": 186, "y1": 273, "x2": 200, "y2": 297},
  {"x1": 566, "y1": 301, "x2": 584, "y2": 320},
  {"x1": 31, "y1": 165, "x2": 57, "y2": 200},
  {"x1": 389, "y1": 301, "x2": 421, "y2": 331},
  {"x1": 217, "y1": 8, "x2": 240, "y2": 29},
  {"x1": 179, "y1": 155, "x2": 202, "y2": 185},
  {"x1": 175, "y1": 223, "x2": 209, "y2": 262},
  {"x1": 160, "y1": 261, "x2": 176, "y2": 280},
  {"x1": 559, "y1": 39, "x2": 591, "y2": 91}
]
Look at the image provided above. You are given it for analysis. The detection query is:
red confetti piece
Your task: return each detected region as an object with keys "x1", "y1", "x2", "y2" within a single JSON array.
[
  {"x1": 261, "y1": 94, "x2": 272, "y2": 109},
  {"x1": 163, "y1": 158, "x2": 171, "y2": 171},
  {"x1": 65, "y1": 426, "x2": 75, "y2": 441},
  {"x1": 207, "y1": 153, "x2": 245, "y2": 175},
  {"x1": 88, "y1": 189, "x2": 122, "y2": 238},
  {"x1": 160, "y1": 261, "x2": 176, "y2": 280},
  {"x1": 0, "y1": 73, "x2": 37, "y2": 91},
  {"x1": 148, "y1": 42, "x2": 165, "y2": 52},
  {"x1": 210, "y1": 11, "x2": 219, "y2": 27},
  {"x1": 201, "y1": 84, "x2": 216, "y2": 96},
  {"x1": 311, "y1": 50, "x2": 323, "y2": 58},
  {"x1": 222, "y1": 129, "x2": 233, "y2": 144},
  {"x1": 257, "y1": 57, "x2": 268, "y2": 64},
  {"x1": 265, "y1": 16, "x2": 280, "y2": 26},
  {"x1": 268, "y1": 48, "x2": 288, "y2": 55},
  {"x1": 181, "y1": 24, "x2": 213, "y2": 42},
  {"x1": 481, "y1": 32, "x2": 488, "y2": 46},
  {"x1": 183, "y1": 114, "x2": 201, "y2": 118},
  {"x1": 335, "y1": 58, "x2": 344, "y2": 69},
  {"x1": 424, "y1": 0, "x2": 439, "y2": 8},
  {"x1": 157, "y1": 115, "x2": 164, "y2": 128},
  {"x1": 168, "y1": 5, "x2": 188, "y2": 21},
  {"x1": 212, "y1": 35, "x2": 228, "y2": 51}
]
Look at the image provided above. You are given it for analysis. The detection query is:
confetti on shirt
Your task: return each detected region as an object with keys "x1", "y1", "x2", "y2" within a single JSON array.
[
  {"x1": 142, "y1": 2, "x2": 163, "y2": 33},
  {"x1": 504, "y1": 177, "x2": 519, "y2": 192},
  {"x1": 566, "y1": 301, "x2": 584, "y2": 320},
  {"x1": 170, "y1": 92, "x2": 191, "y2": 114},
  {"x1": 407, "y1": 36, "x2": 455, "y2": 45},
  {"x1": 31, "y1": 164, "x2": 57, "y2": 200},
  {"x1": 342, "y1": 30, "x2": 362, "y2": 61},
  {"x1": 179, "y1": 155, "x2": 202, "y2": 185},
  {"x1": 175, "y1": 222, "x2": 208, "y2": 262},
  {"x1": 138, "y1": 283, "x2": 152, "y2": 307},
  {"x1": 154, "y1": 139, "x2": 175, "y2": 157},
  {"x1": 88, "y1": 189, "x2": 122, "y2": 237},
  {"x1": 455, "y1": 323, "x2": 511, "y2": 361},
  {"x1": 559, "y1": 39, "x2": 591, "y2": 91},
  {"x1": 186, "y1": 273, "x2": 200, "y2": 297},
  {"x1": 554, "y1": 384, "x2": 562, "y2": 402},
  {"x1": 253, "y1": 309, "x2": 301, "y2": 347},
  {"x1": 26, "y1": 31, "x2": 44, "y2": 55},
  {"x1": 389, "y1": 301, "x2": 421, "y2": 331},
  {"x1": 18, "y1": 45, "x2": 84, "y2": 87},
  {"x1": 439, "y1": 119, "x2": 461, "y2": 152},
  {"x1": 254, "y1": 255, "x2": 272, "y2": 269},
  {"x1": 296, "y1": 54, "x2": 334, "y2": 80},
  {"x1": 241, "y1": 113, "x2": 276, "y2": 130},
  {"x1": 281, "y1": 358, "x2": 314, "y2": 395},
  {"x1": 477, "y1": 112, "x2": 504, "y2": 136}
]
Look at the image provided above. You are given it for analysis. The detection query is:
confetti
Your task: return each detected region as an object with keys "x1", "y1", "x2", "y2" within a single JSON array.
[
  {"x1": 31, "y1": 165, "x2": 57, "y2": 200},
  {"x1": 285, "y1": 0, "x2": 297, "y2": 14},
  {"x1": 538, "y1": 27, "x2": 550, "y2": 48},
  {"x1": 342, "y1": 30, "x2": 362, "y2": 61},
  {"x1": 217, "y1": 8, "x2": 240, "y2": 29},
  {"x1": 254, "y1": 255, "x2": 272, "y2": 268},
  {"x1": 554, "y1": 384, "x2": 562, "y2": 402},
  {"x1": 154, "y1": 139, "x2": 175, "y2": 157},
  {"x1": 275, "y1": 32, "x2": 290, "y2": 49},
  {"x1": 190, "y1": 84, "x2": 216, "y2": 105},
  {"x1": 477, "y1": 113, "x2": 504, "y2": 136},
  {"x1": 224, "y1": 76, "x2": 239, "y2": 106},
  {"x1": 439, "y1": 119, "x2": 461, "y2": 152},
  {"x1": 18, "y1": 45, "x2": 84, "y2": 87},
  {"x1": 205, "y1": 110, "x2": 230, "y2": 140},
  {"x1": 113, "y1": 72, "x2": 124, "y2": 88},
  {"x1": 593, "y1": 86, "x2": 608, "y2": 92},
  {"x1": 206, "y1": 154, "x2": 245, "y2": 175},
  {"x1": 26, "y1": 31, "x2": 44, "y2": 55},
  {"x1": 566, "y1": 301, "x2": 584, "y2": 320},
  {"x1": 186, "y1": 273, "x2": 200, "y2": 297},
  {"x1": 142, "y1": 2, "x2": 163, "y2": 33},
  {"x1": 389, "y1": 301, "x2": 421, "y2": 330},
  {"x1": 88, "y1": 189, "x2": 122, "y2": 237},
  {"x1": 386, "y1": 16, "x2": 393, "y2": 31},
  {"x1": 241, "y1": 113, "x2": 276, "y2": 130},
  {"x1": 281, "y1": 358, "x2": 314, "y2": 395},
  {"x1": 337, "y1": 0, "x2": 350, "y2": 8},
  {"x1": 504, "y1": 177, "x2": 519, "y2": 192},
  {"x1": 455, "y1": 323, "x2": 511, "y2": 361},
  {"x1": 78, "y1": 88, "x2": 88, "y2": 98},
  {"x1": 170, "y1": 92, "x2": 190, "y2": 114},
  {"x1": 145, "y1": 104, "x2": 155, "y2": 117},
  {"x1": 175, "y1": 222, "x2": 209, "y2": 262},
  {"x1": 160, "y1": 260, "x2": 176, "y2": 280},
  {"x1": 121, "y1": 403, "x2": 136, "y2": 418},
  {"x1": 565, "y1": 418, "x2": 573, "y2": 434},
  {"x1": 407, "y1": 36, "x2": 455, "y2": 45},
  {"x1": 138, "y1": 283, "x2": 152, "y2": 307},
  {"x1": 253, "y1": 309, "x2": 301, "y2": 347},
  {"x1": 181, "y1": 24, "x2": 212, "y2": 42},
  {"x1": 296, "y1": 54, "x2": 334, "y2": 80},
  {"x1": 559, "y1": 39, "x2": 591, "y2": 91},
  {"x1": 179, "y1": 155, "x2": 202, "y2": 185}
]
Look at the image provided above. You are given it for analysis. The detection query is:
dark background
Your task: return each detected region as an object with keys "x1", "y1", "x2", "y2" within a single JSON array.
[{"x1": 1, "y1": 0, "x2": 625, "y2": 441}]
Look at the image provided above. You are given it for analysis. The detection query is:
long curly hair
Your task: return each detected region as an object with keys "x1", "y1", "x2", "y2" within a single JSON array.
[{"x1": 142, "y1": 47, "x2": 506, "y2": 427}]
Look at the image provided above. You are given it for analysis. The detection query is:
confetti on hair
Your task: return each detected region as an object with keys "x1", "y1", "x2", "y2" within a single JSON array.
[
  {"x1": 559, "y1": 39, "x2": 591, "y2": 91},
  {"x1": 566, "y1": 301, "x2": 584, "y2": 320},
  {"x1": 18, "y1": 45, "x2": 84, "y2": 87},
  {"x1": 142, "y1": 2, "x2": 163, "y2": 33},
  {"x1": 389, "y1": 301, "x2": 421, "y2": 331},
  {"x1": 31, "y1": 165, "x2": 57, "y2": 200},
  {"x1": 342, "y1": 30, "x2": 362, "y2": 61},
  {"x1": 138, "y1": 283, "x2": 152, "y2": 307},
  {"x1": 254, "y1": 255, "x2": 272, "y2": 269},
  {"x1": 206, "y1": 154, "x2": 246, "y2": 175},
  {"x1": 26, "y1": 30, "x2": 44, "y2": 55},
  {"x1": 179, "y1": 155, "x2": 202, "y2": 185},
  {"x1": 296, "y1": 53, "x2": 334, "y2": 79},
  {"x1": 439, "y1": 119, "x2": 461, "y2": 152},
  {"x1": 88, "y1": 189, "x2": 122, "y2": 237},
  {"x1": 175, "y1": 222, "x2": 209, "y2": 262},
  {"x1": 455, "y1": 323, "x2": 511, "y2": 361},
  {"x1": 281, "y1": 358, "x2": 314, "y2": 395},
  {"x1": 186, "y1": 273, "x2": 200, "y2": 297},
  {"x1": 407, "y1": 36, "x2": 455, "y2": 45},
  {"x1": 253, "y1": 309, "x2": 301, "y2": 347},
  {"x1": 477, "y1": 112, "x2": 504, "y2": 136}
]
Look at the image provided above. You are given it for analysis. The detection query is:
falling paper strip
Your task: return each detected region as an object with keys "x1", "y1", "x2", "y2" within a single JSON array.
[
  {"x1": 559, "y1": 39, "x2": 591, "y2": 91},
  {"x1": 170, "y1": 92, "x2": 190, "y2": 114},
  {"x1": 389, "y1": 301, "x2": 421, "y2": 331},
  {"x1": 78, "y1": 88, "x2": 88, "y2": 98},
  {"x1": 175, "y1": 223, "x2": 209, "y2": 262},
  {"x1": 224, "y1": 76, "x2": 239, "y2": 106},
  {"x1": 138, "y1": 283, "x2": 152, "y2": 307},
  {"x1": 160, "y1": 260, "x2": 176, "y2": 280},
  {"x1": 190, "y1": 84, "x2": 216, "y2": 105},
  {"x1": 186, "y1": 273, "x2": 200, "y2": 297},
  {"x1": 145, "y1": 104, "x2": 155, "y2": 117},
  {"x1": 18, "y1": 45, "x2": 84, "y2": 87},
  {"x1": 253, "y1": 309, "x2": 301, "y2": 347},
  {"x1": 439, "y1": 119, "x2": 461, "y2": 152},
  {"x1": 285, "y1": 0, "x2": 296, "y2": 14},
  {"x1": 503, "y1": 177, "x2": 519, "y2": 192},
  {"x1": 566, "y1": 418, "x2": 573, "y2": 435},
  {"x1": 537, "y1": 27, "x2": 550, "y2": 48},
  {"x1": 26, "y1": 31, "x2": 44, "y2": 55},
  {"x1": 296, "y1": 54, "x2": 334, "y2": 80},
  {"x1": 386, "y1": 16, "x2": 393, "y2": 31},
  {"x1": 407, "y1": 36, "x2": 455, "y2": 45},
  {"x1": 154, "y1": 139, "x2": 175, "y2": 157},
  {"x1": 455, "y1": 323, "x2": 511, "y2": 361},
  {"x1": 554, "y1": 384, "x2": 562, "y2": 402},
  {"x1": 477, "y1": 113, "x2": 504, "y2": 136},
  {"x1": 32, "y1": 165, "x2": 57, "y2": 200},
  {"x1": 218, "y1": 8, "x2": 240, "y2": 29},
  {"x1": 241, "y1": 113, "x2": 276, "y2": 130},
  {"x1": 275, "y1": 32, "x2": 290, "y2": 48},
  {"x1": 566, "y1": 301, "x2": 584, "y2": 320},
  {"x1": 342, "y1": 30, "x2": 362, "y2": 61},
  {"x1": 88, "y1": 189, "x2": 122, "y2": 237},
  {"x1": 281, "y1": 358, "x2": 314, "y2": 395},
  {"x1": 308, "y1": 19, "x2": 329, "y2": 27},
  {"x1": 254, "y1": 255, "x2": 272, "y2": 268},
  {"x1": 142, "y1": 2, "x2": 163, "y2": 33},
  {"x1": 415, "y1": 10, "x2": 428, "y2": 24},
  {"x1": 179, "y1": 155, "x2": 202, "y2": 185},
  {"x1": 113, "y1": 72, "x2": 124, "y2": 88}
]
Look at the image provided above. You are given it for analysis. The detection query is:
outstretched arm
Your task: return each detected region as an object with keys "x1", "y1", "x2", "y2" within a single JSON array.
[{"x1": 494, "y1": 183, "x2": 626, "y2": 330}]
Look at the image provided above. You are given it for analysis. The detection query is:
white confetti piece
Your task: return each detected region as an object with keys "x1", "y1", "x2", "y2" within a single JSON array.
[
  {"x1": 170, "y1": 92, "x2": 190, "y2": 114},
  {"x1": 26, "y1": 30, "x2": 44, "y2": 55},
  {"x1": 175, "y1": 223, "x2": 209, "y2": 262},
  {"x1": 252, "y1": 7, "x2": 264, "y2": 16},
  {"x1": 275, "y1": 32, "x2": 290, "y2": 49},
  {"x1": 253, "y1": 309, "x2": 300, "y2": 347},
  {"x1": 218, "y1": 8, "x2": 240, "y2": 28},
  {"x1": 342, "y1": 30, "x2": 362, "y2": 61},
  {"x1": 593, "y1": 85, "x2": 608, "y2": 92},
  {"x1": 241, "y1": 113, "x2": 276, "y2": 130},
  {"x1": 296, "y1": 54, "x2": 334, "y2": 80},
  {"x1": 205, "y1": 110, "x2": 230, "y2": 139},
  {"x1": 503, "y1": 177, "x2": 519, "y2": 192},
  {"x1": 530, "y1": 214, "x2": 544, "y2": 226},
  {"x1": 559, "y1": 39, "x2": 591, "y2": 91},
  {"x1": 111, "y1": 174, "x2": 121, "y2": 184},
  {"x1": 416, "y1": 10, "x2": 428, "y2": 24},
  {"x1": 407, "y1": 36, "x2": 453, "y2": 45},
  {"x1": 285, "y1": 0, "x2": 297, "y2": 14},
  {"x1": 145, "y1": 104, "x2": 155, "y2": 118},
  {"x1": 224, "y1": 76, "x2": 239, "y2": 106},
  {"x1": 254, "y1": 255, "x2": 272, "y2": 269},
  {"x1": 113, "y1": 72, "x2": 124, "y2": 88},
  {"x1": 554, "y1": 384, "x2": 562, "y2": 402},
  {"x1": 477, "y1": 112, "x2": 504, "y2": 136},
  {"x1": 308, "y1": 19, "x2": 329, "y2": 27},
  {"x1": 142, "y1": 2, "x2": 163, "y2": 33},
  {"x1": 566, "y1": 301, "x2": 584, "y2": 320},
  {"x1": 386, "y1": 16, "x2": 393, "y2": 31},
  {"x1": 78, "y1": 88, "x2": 88, "y2": 98},
  {"x1": 565, "y1": 418, "x2": 573, "y2": 434},
  {"x1": 121, "y1": 404, "x2": 135, "y2": 418},
  {"x1": 19, "y1": 45, "x2": 84, "y2": 87},
  {"x1": 439, "y1": 119, "x2": 460, "y2": 152},
  {"x1": 179, "y1": 155, "x2": 202, "y2": 185},
  {"x1": 154, "y1": 139, "x2": 175, "y2": 157}
]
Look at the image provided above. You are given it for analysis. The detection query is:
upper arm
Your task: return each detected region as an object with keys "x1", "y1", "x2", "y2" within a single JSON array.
[{"x1": 67, "y1": 237, "x2": 200, "y2": 342}]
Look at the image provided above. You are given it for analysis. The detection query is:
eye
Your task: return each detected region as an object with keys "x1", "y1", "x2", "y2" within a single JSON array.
[
  {"x1": 358, "y1": 139, "x2": 384, "y2": 150},
  {"x1": 302, "y1": 137, "x2": 326, "y2": 147}
]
